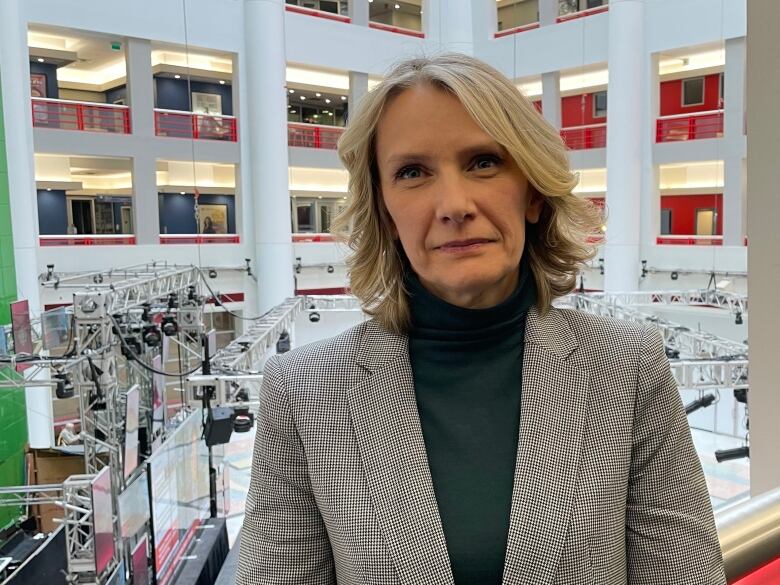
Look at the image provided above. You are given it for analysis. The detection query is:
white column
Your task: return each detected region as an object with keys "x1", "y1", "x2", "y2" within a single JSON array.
[
  {"x1": 348, "y1": 71, "x2": 369, "y2": 121},
  {"x1": 245, "y1": 0, "x2": 294, "y2": 312},
  {"x1": 541, "y1": 72, "x2": 561, "y2": 129},
  {"x1": 746, "y1": 1, "x2": 780, "y2": 495},
  {"x1": 0, "y1": 0, "x2": 41, "y2": 314},
  {"x1": 639, "y1": 53, "x2": 660, "y2": 257},
  {"x1": 125, "y1": 38, "x2": 159, "y2": 245},
  {"x1": 539, "y1": 0, "x2": 558, "y2": 26},
  {"x1": 348, "y1": 0, "x2": 368, "y2": 26},
  {"x1": 722, "y1": 37, "x2": 747, "y2": 247},
  {"x1": 604, "y1": 0, "x2": 644, "y2": 292},
  {"x1": 424, "y1": 0, "x2": 474, "y2": 55}
]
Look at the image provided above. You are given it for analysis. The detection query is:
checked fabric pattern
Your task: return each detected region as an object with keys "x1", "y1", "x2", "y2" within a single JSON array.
[{"x1": 235, "y1": 306, "x2": 726, "y2": 585}]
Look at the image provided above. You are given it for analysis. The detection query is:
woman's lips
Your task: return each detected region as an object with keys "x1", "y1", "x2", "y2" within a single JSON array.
[{"x1": 437, "y1": 238, "x2": 494, "y2": 252}]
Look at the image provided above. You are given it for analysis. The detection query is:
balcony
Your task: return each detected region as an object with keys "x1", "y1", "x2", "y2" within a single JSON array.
[
  {"x1": 285, "y1": 4, "x2": 351, "y2": 23},
  {"x1": 288, "y1": 122, "x2": 343, "y2": 149},
  {"x1": 495, "y1": 4, "x2": 608, "y2": 38},
  {"x1": 368, "y1": 22, "x2": 424, "y2": 38},
  {"x1": 154, "y1": 110, "x2": 238, "y2": 142},
  {"x1": 561, "y1": 123, "x2": 607, "y2": 150},
  {"x1": 39, "y1": 235, "x2": 136, "y2": 246},
  {"x1": 31, "y1": 98, "x2": 131, "y2": 134},
  {"x1": 656, "y1": 235, "x2": 723, "y2": 246},
  {"x1": 159, "y1": 234, "x2": 240, "y2": 244},
  {"x1": 656, "y1": 110, "x2": 724, "y2": 143}
]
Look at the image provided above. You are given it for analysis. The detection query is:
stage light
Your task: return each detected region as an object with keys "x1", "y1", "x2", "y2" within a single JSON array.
[
  {"x1": 208, "y1": 269, "x2": 218, "y2": 278},
  {"x1": 276, "y1": 331, "x2": 291, "y2": 354},
  {"x1": 142, "y1": 325, "x2": 162, "y2": 348},
  {"x1": 46, "y1": 264, "x2": 55, "y2": 280},
  {"x1": 309, "y1": 311, "x2": 321, "y2": 323},
  {"x1": 671, "y1": 271, "x2": 679, "y2": 280},
  {"x1": 327, "y1": 265, "x2": 334, "y2": 274},
  {"x1": 161, "y1": 315, "x2": 179, "y2": 337},
  {"x1": 54, "y1": 374, "x2": 75, "y2": 399},
  {"x1": 735, "y1": 310, "x2": 743, "y2": 325}
]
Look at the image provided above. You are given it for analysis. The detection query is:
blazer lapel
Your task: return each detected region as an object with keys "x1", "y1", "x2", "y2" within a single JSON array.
[
  {"x1": 503, "y1": 307, "x2": 591, "y2": 585},
  {"x1": 346, "y1": 321, "x2": 454, "y2": 585}
]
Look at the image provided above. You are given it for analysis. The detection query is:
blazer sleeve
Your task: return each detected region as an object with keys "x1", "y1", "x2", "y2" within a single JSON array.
[
  {"x1": 235, "y1": 354, "x2": 336, "y2": 585},
  {"x1": 625, "y1": 326, "x2": 727, "y2": 585}
]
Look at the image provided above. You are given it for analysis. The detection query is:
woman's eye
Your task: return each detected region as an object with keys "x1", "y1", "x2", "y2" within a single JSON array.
[
  {"x1": 395, "y1": 166, "x2": 423, "y2": 180},
  {"x1": 473, "y1": 155, "x2": 501, "y2": 170}
]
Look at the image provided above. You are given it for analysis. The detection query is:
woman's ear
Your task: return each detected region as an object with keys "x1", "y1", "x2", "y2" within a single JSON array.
[{"x1": 525, "y1": 187, "x2": 544, "y2": 224}]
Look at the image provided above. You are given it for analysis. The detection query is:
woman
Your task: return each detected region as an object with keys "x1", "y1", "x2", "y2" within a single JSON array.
[{"x1": 236, "y1": 53, "x2": 726, "y2": 585}]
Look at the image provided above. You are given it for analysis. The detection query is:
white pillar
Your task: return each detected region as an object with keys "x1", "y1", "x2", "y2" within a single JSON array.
[
  {"x1": 541, "y1": 72, "x2": 561, "y2": 129},
  {"x1": 245, "y1": 0, "x2": 294, "y2": 312},
  {"x1": 348, "y1": 71, "x2": 369, "y2": 121},
  {"x1": 746, "y1": 1, "x2": 780, "y2": 495},
  {"x1": 639, "y1": 53, "x2": 660, "y2": 257},
  {"x1": 723, "y1": 37, "x2": 747, "y2": 247},
  {"x1": 604, "y1": 0, "x2": 644, "y2": 292},
  {"x1": 424, "y1": 0, "x2": 474, "y2": 55},
  {"x1": 348, "y1": 0, "x2": 368, "y2": 26},
  {"x1": 0, "y1": 0, "x2": 41, "y2": 314},
  {"x1": 539, "y1": 0, "x2": 558, "y2": 26},
  {"x1": 125, "y1": 38, "x2": 159, "y2": 245}
]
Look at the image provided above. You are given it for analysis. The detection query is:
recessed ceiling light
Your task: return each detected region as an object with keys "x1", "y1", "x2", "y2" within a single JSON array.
[
  {"x1": 180, "y1": 191, "x2": 186, "y2": 195},
  {"x1": 174, "y1": 74, "x2": 181, "y2": 79},
  {"x1": 395, "y1": 3, "x2": 400, "y2": 8},
  {"x1": 341, "y1": 96, "x2": 347, "y2": 101},
  {"x1": 219, "y1": 80, "x2": 226, "y2": 85},
  {"x1": 46, "y1": 188, "x2": 51, "y2": 191},
  {"x1": 315, "y1": 92, "x2": 321, "y2": 97},
  {"x1": 318, "y1": 196, "x2": 323, "y2": 199},
  {"x1": 325, "y1": 98, "x2": 331, "y2": 104},
  {"x1": 323, "y1": 110, "x2": 329, "y2": 114},
  {"x1": 289, "y1": 89, "x2": 294, "y2": 93},
  {"x1": 300, "y1": 95, "x2": 306, "y2": 100},
  {"x1": 290, "y1": 110, "x2": 296, "y2": 114},
  {"x1": 37, "y1": 58, "x2": 45, "y2": 63}
]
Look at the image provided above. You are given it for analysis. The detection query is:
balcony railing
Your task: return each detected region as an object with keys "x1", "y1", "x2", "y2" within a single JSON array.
[
  {"x1": 495, "y1": 22, "x2": 540, "y2": 38},
  {"x1": 656, "y1": 235, "x2": 723, "y2": 246},
  {"x1": 288, "y1": 122, "x2": 344, "y2": 149},
  {"x1": 284, "y1": 4, "x2": 351, "y2": 23},
  {"x1": 154, "y1": 109, "x2": 238, "y2": 142},
  {"x1": 159, "y1": 234, "x2": 240, "y2": 244},
  {"x1": 368, "y1": 21, "x2": 424, "y2": 38},
  {"x1": 39, "y1": 234, "x2": 136, "y2": 246},
  {"x1": 556, "y1": 4, "x2": 609, "y2": 23},
  {"x1": 31, "y1": 98, "x2": 131, "y2": 134},
  {"x1": 561, "y1": 123, "x2": 607, "y2": 150},
  {"x1": 656, "y1": 110, "x2": 724, "y2": 143}
]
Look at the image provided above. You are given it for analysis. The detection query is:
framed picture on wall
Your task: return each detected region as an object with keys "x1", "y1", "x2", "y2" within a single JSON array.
[
  {"x1": 191, "y1": 92, "x2": 222, "y2": 115},
  {"x1": 199, "y1": 203, "x2": 228, "y2": 234},
  {"x1": 30, "y1": 73, "x2": 47, "y2": 98}
]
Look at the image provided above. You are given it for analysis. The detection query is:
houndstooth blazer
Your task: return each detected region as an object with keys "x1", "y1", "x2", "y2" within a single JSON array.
[{"x1": 235, "y1": 305, "x2": 726, "y2": 585}]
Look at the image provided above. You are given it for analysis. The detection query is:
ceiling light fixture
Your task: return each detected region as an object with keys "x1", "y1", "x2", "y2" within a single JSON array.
[
  {"x1": 37, "y1": 57, "x2": 45, "y2": 63},
  {"x1": 174, "y1": 74, "x2": 181, "y2": 79},
  {"x1": 315, "y1": 92, "x2": 322, "y2": 97},
  {"x1": 395, "y1": 3, "x2": 400, "y2": 8},
  {"x1": 325, "y1": 98, "x2": 331, "y2": 104},
  {"x1": 180, "y1": 191, "x2": 186, "y2": 195},
  {"x1": 289, "y1": 89, "x2": 294, "y2": 93},
  {"x1": 341, "y1": 96, "x2": 347, "y2": 101},
  {"x1": 300, "y1": 95, "x2": 306, "y2": 100},
  {"x1": 219, "y1": 80, "x2": 226, "y2": 85},
  {"x1": 290, "y1": 110, "x2": 296, "y2": 114}
]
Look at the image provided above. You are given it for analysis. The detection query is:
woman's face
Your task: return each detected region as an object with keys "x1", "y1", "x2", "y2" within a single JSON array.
[{"x1": 375, "y1": 84, "x2": 543, "y2": 309}]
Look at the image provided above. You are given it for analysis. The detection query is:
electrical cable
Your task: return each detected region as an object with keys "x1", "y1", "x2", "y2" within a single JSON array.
[{"x1": 195, "y1": 266, "x2": 273, "y2": 322}]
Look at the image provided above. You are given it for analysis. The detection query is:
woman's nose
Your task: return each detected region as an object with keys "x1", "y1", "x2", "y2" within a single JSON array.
[{"x1": 434, "y1": 174, "x2": 477, "y2": 224}]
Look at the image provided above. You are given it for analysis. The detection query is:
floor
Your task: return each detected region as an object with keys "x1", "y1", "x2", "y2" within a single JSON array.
[{"x1": 221, "y1": 426, "x2": 751, "y2": 547}]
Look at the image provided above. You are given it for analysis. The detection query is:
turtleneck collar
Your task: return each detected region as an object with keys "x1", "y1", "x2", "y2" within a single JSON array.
[{"x1": 405, "y1": 255, "x2": 537, "y2": 341}]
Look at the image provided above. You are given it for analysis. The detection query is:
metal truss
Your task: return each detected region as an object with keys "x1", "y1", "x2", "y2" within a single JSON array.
[
  {"x1": 301, "y1": 295, "x2": 363, "y2": 312},
  {"x1": 0, "y1": 483, "x2": 64, "y2": 508},
  {"x1": 585, "y1": 289, "x2": 748, "y2": 316},
  {"x1": 209, "y1": 297, "x2": 303, "y2": 374}
]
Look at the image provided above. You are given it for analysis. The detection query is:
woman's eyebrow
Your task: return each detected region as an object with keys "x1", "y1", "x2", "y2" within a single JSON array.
[{"x1": 384, "y1": 142, "x2": 504, "y2": 167}]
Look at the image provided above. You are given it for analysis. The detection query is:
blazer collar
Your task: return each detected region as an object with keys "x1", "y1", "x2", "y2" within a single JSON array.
[{"x1": 348, "y1": 306, "x2": 590, "y2": 585}]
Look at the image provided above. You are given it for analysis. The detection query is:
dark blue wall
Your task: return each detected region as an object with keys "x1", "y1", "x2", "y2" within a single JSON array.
[
  {"x1": 29, "y1": 62, "x2": 59, "y2": 99},
  {"x1": 154, "y1": 77, "x2": 233, "y2": 115},
  {"x1": 158, "y1": 193, "x2": 236, "y2": 234},
  {"x1": 37, "y1": 190, "x2": 68, "y2": 235},
  {"x1": 105, "y1": 85, "x2": 127, "y2": 105}
]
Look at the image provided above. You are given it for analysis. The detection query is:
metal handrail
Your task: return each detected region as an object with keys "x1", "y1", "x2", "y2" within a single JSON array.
[{"x1": 716, "y1": 486, "x2": 780, "y2": 583}]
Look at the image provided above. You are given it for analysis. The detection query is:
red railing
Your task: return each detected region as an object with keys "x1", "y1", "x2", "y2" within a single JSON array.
[
  {"x1": 561, "y1": 123, "x2": 607, "y2": 150},
  {"x1": 656, "y1": 235, "x2": 723, "y2": 246},
  {"x1": 288, "y1": 122, "x2": 344, "y2": 149},
  {"x1": 154, "y1": 109, "x2": 237, "y2": 141},
  {"x1": 556, "y1": 4, "x2": 609, "y2": 23},
  {"x1": 368, "y1": 21, "x2": 424, "y2": 38},
  {"x1": 656, "y1": 110, "x2": 724, "y2": 143},
  {"x1": 159, "y1": 234, "x2": 240, "y2": 244},
  {"x1": 39, "y1": 235, "x2": 136, "y2": 246},
  {"x1": 31, "y1": 98, "x2": 131, "y2": 134},
  {"x1": 285, "y1": 4, "x2": 351, "y2": 23},
  {"x1": 292, "y1": 233, "x2": 336, "y2": 243},
  {"x1": 495, "y1": 22, "x2": 540, "y2": 38}
]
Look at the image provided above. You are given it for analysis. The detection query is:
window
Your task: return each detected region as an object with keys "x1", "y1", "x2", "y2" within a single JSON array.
[
  {"x1": 682, "y1": 77, "x2": 705, "y2": 107},
  {"x1": 585, "y1": 0, "x2": 606, "y2": 8},
  {"x1": 660, "y1": 209, "x2": 672, "y2": 235},
  {"x1": 593, "y1": 91, "x2": 607, "y2": 118},
  {"x1": 719, "y1": 72, "x2": 725, "y2": 106}
]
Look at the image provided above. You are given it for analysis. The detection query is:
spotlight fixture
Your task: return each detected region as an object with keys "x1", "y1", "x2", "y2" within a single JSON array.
[
  {"x1": 300, "y1": 95, "x2": 306, "y2": 100},
  {"x1": 641, "y1": 260, "x2": 648, "y2": 279},
  {"x1": 244, "y1": 258, "x2": 253, "y2": 276},
  {"x1": 276, "y1": 331, "x2": 291, "y2": 354},
  {"x1": 54, "y1": 373, "x2": 75, "y2": 399},
  {"x1": 46, "y1": 264, "x2": 55, "y2": 280},
  {"x1": 735, "y1": 310, "x2": 743, "y2": 325},
  {"x1": 37, "y1": 58, "x2": 45, "y2": 63},
  {"x1": 315, "y1": 92, "x2": 321, "y2": 97},
  {"x1": 161, "y1": 315, "x2": 179, "y2": 337},
  {"x1": 288, "y1": 89, "x2": 295, "y2": 94},
  {"x1": 121, "y1": 335, "x2": 142, "y2": 360},
  {"x1": 232, "y1": 406, "x2": 254, "y2": 433},
  {"x1": 665, "y1": 346, "x2": 680, "y2": 359},
  {"x1": 327, "y1": 265, "x2": 334, "y2": 274},
  {"x1": 180, "y1": 191, "x2": 186, "y2": 195},
  {"x1": 309, "y1": 311, "x2": 321, "y2": 323},
  {"x1": 208, "y1": 268, "x2": 218, "y2": 279},
  {"x1": 142, "y1": 325, "x2": 162, "y2": 348},
  {"x1": 341, "y1": 96, "x2": 347, "y2": 101},
  {"x1": 325, "y1": 98, "x2": 331, "y2": 104},
  {"x1": 671, "y1": 271, "x2": 679, "y2": 281},
  {"x1": 395, "y1": 3, "x2": 400, "y2": 8}
]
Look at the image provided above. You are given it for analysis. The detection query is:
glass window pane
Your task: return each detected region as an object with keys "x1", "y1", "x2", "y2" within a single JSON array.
[{"x1": 683, "y1": 77, "x2": 705, "y2": 106}]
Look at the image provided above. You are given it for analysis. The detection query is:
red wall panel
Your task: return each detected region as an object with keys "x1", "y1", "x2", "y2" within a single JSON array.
[
  {"x1": 661, "y1": 194, "x2": 723, "y2": 235},
  {"x1": 562, "y1": 92, "x2": 605, "y2": 127},
  {"x1": 660, "y1": 73, "x2": 722, "y2": 116}
]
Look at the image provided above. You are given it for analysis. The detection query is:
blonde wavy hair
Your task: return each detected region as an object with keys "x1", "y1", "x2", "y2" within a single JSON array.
[{"x1": 333, "y1": 52, "x2": 603, "y2": 334}]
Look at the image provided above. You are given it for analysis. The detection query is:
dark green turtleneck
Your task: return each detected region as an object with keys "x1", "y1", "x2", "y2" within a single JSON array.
[{"x1": 406, "y1": 257, "x2": 537, "y2": 585}]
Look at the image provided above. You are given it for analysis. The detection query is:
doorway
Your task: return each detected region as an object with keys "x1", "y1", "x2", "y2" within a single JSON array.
[
  {"x1": 68, "y1": 198, "x2": 95, "y2": 235},
  {"x1": 695, "y1": 208, "x2": 717, "y2": 236}
]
